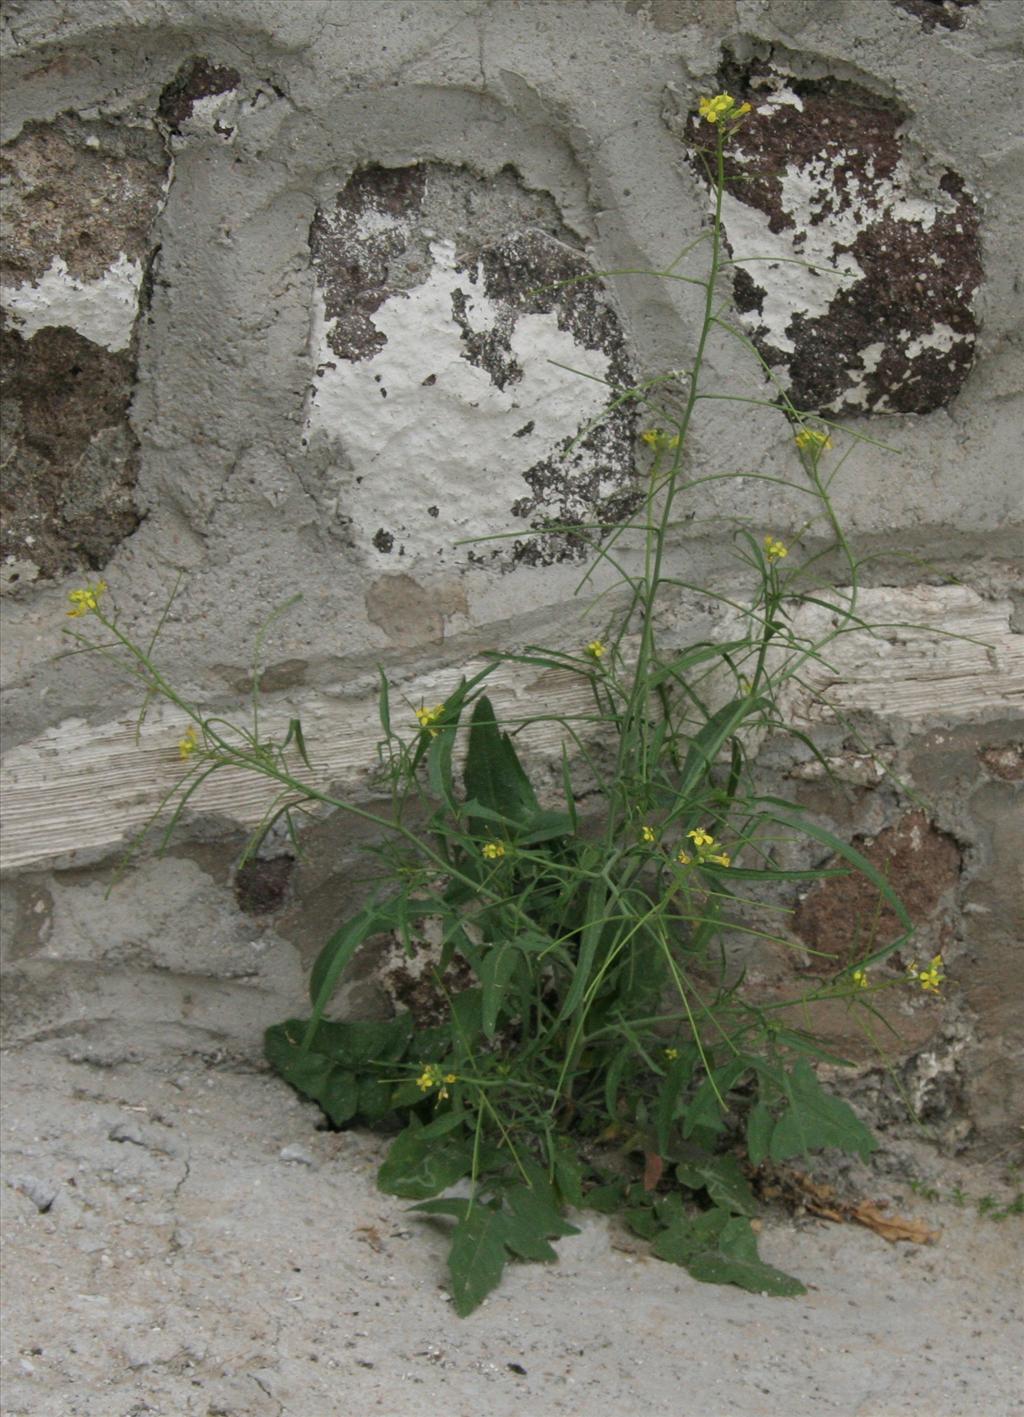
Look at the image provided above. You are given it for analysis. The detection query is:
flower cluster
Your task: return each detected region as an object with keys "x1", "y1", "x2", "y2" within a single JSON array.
[
  {"x1": 66, "y1": 580, "x2": 108, "y2": 618},
  {"x1": 415, "y1": 703, "x2": 445, "y2": 735},
  {"x1": 585, "y1": 640, "x2": 606, "y2": 661},
  {"x1": 178, "y1": 725, "x2": 200, "y2": 761},
  {"x1": 697, "y1": 92, "x2": 752, "y2": 125},
  {"x1": 481, "y1": 841, "x2": 506, "y2": 861},
  {"x1": 416, "y1": 1064, "x2": 457, "y2": 1100},
  {"x1": 851, "y1": 968, "x2": 869, "y2": 990},
  {"x1": 763, "y1": 534, "x2": 788, "y2": 563},
  {"x1": 641, "y1": 428, "x2": 681, "y2": 451},
  {"x1": 795, "y1": 426, "x2": 833, "y2": 454},
  {"x1": 639, "y1": 824, "x2": 657, "y2": 844},
  {"x1": 678, "y1": 825, "x2": 730, "y2": 868},
  {"x1": 907, "y1": 954, "x2": 945, "y2": 995}
]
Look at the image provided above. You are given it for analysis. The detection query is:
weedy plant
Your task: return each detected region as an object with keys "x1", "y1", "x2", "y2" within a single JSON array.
[{"x1": 64, "y1": 93, "x2": 946, "y2": 1313}]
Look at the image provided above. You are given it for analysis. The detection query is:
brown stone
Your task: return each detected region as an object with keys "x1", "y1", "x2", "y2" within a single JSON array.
[
  {"x1": 673, "y1": 72, "x2": 982, "y2": 415},
  {"x1": 793, "y1": 811, "x2": 961, "y2": 973},
  {"x1": 0, "y1": 326, "x2": 140, "y2": 578}
]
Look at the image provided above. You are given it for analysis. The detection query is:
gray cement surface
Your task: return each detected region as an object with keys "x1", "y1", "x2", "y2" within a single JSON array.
[{"x1": 2, "y1": 1043, "x2": 1021, "y2": 1417}]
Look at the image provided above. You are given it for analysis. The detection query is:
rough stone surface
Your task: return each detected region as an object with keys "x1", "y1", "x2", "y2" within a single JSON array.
[
  {"x1": 0, "y1": 115, "x2": 168, "y2": 580},
  {"x1": 892, "y1": 0, "x2": 978, "y2": 31},
  {"x1": 668, "y1": 67, "x2": 982, "y2": 415},
  {"x1": 306, "y1": 161, "x2": 639, "y2": 567}
]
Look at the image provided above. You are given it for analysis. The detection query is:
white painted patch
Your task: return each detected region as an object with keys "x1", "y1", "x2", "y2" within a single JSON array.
[
  {"x1": 904, "y1": 323, "x2": 960, "y2": 359},
  {"x1": 182, "y1": 91, "x2": 237, "y2": 142},
  {"x1": 1, "y1": 252, "x2": 143, "y2": 352},
  {"x1": 728, "y1": 94, "x2": 966, "y2": 398},
  {"x1": 722, "y1": 187, "x2": 861, "y2": 355},
  {"x1": 304, "y1": 239, "x2": 613, "y2": 562}
]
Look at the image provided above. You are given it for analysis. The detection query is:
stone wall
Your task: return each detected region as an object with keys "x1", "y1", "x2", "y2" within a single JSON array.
[{"x1": 1, "y1": 0, "x2": 1021, "y2": 1157}]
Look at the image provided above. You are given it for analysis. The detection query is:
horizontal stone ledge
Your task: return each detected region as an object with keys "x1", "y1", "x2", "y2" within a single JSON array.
[{"x1": 1, "y1": 586, "x2": 1020, "y2": 872}]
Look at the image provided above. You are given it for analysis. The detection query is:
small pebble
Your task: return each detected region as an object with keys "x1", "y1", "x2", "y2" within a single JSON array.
[
  {"x1": 9, "y1": 1175, "x2": 58, "y2": 1213},
  {"x1": 279, "y1": 1144, "x2": 318, "y2": 1167}
]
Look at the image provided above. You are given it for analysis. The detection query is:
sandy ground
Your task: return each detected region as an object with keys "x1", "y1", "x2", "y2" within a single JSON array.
[{"x1": 2, "y1": 1041, "x2": 1021, "y2": 1417}]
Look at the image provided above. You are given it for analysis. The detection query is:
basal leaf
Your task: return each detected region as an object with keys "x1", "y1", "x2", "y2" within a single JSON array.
[
  {"x1": 675, "y1": 1154, "x2": 758, "y2": 1217},
  {"x1": 448, "y1": 1206, "x2": 510, "y2": 1316},
  {"x1": 464, "y1": 696, "x2": 539, "y2": 823},
  {"x1": 746, "y1": 1101, "x2": 774, "y2": 1168},
  {"x1": 770, "y1": 1060, "x2": 877, "y2": 1163},
  {"x1": 377, "y1": 1127, "x2": 472, "y2": 1200}
]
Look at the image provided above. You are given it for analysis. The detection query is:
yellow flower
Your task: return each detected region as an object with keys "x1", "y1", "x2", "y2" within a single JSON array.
[
  {"x1": 416, "y1": 1065, "x2": 442, "y2": 1092},
  {"x1": 178, "y1": 725, "x2": 200, "y2": 760},
  {"x1": 705, "y1": 851, "x2": 731, "y2": 868},
  {"x1": 917, "y1": 954, "x2": 945, "y2": 994},
  {"x1": 415, "y1": 703, "x2": 445, "y2": 735},
  {"x1": 641, "y1": 428, "x2": 681, "y2": 451},
  {"x1": 852, "y1": 968, "x2": 869, "y2": 989},
  {"x1": 698, "y1": 93, "x2": 735, "y2": 124},
  {"x1": 664, "y1": 1047, "x2": 680, "y2": 1061},
  {"x1": 640, "y1": 824, "x2": 657, "y2": 844},
  {"x1": 66, "y1": 580, "x2": 108, "y2": 617},
  {"x1": 676, "y1": 848, "x2": 692, "y2": 866},
  {"x1": 687, "y1": 826, "x2": 715, "y2": 850},
  {"x1": 482, "y1": 841, "x2": 506, "y2": 861},
  {"x1": 443, "y1": 1073, "x2": 458, "y2": 1085},
  {"x1": 585, "y1": 640, "x2": 606, "y2": 661},
  {"x1": 795, "y1": 426, "x2": 833, "y2": 454},
  {"x1": 763, "y1": 534, "x2": 788, "y2": 562}
]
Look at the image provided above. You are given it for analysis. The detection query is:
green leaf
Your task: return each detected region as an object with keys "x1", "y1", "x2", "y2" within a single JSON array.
[
  {"x1": 555, "y1": 875, "x2": 608, "y2": 1024},
  {"x1": 447, "y1": 1206, "x2": 510, "y2": 1317},
  {"x1": 320, "y1": 1069, "x2": 360, "y2": 1127},
  {"x1": 464, "y1": 696, "x2": 539, "y2": 823},
  {"x1": 624, "y1": 1206, "x2": 660, "y2": 1241},
  {"x1": 681, "y1": 1057, "x2": 751, "y2": 1137},
  {"x1": 306, "y1": 898, "x2": 403, "y2": 1038},
  {"x1": 428, "y1": 722, "x2": 458, "y2": 811},
  {"x1": 505, "y1": 1183, "x2": 579, "y2": 1246},
  {"x1": 770, "y1": 1060, "x2": 877, "y2": 1163},
  {"x1": 582, "y1": 1181, "x2": 626, "y2": 1213},
  {"x1": 652, "y1": 1210, "x2": 805, "y2": 1296},
  {"x1": 551, "y1": 1144, "x2": 584, "y2": 1207},
  {"x1": 477, "y1": 942, "x2": 519, "y2": 1038},
  {"x1": 377, "y1": 1126, "x2": 473, "y2": 1200},
  {"x1": 677, "y1": 695, "x2": 766, "y2": 801},
  {"x1": 516, "y1": 809, "x2": 574, "y2": 845},
  {"x1": 282, "y1": 717, "x2": 313, "y2": 771},
  {"x1": 675, "y1": 1154, "x2": 758, "y2": 1217},
  {"x1": 377, "y1": 667, "x2": 391, "y2": 736},
  {"x1": 264, "y1": 1024, "x2": 361, "y2": 1126},
  {"x1": 746, "y1": 1102, "x2": 774, "y2": 1168},
  {"x1": 357, "y1": 1074, "x2": 395, "y2": 1125},
  {"x1": 655, "y1": 1051, "x2": 697, "y2": 1155},
  {"x1": 449, "y1": 988, "x2": 484, "y2": 1053},
  {"x1": 689, "y1": 1217, "x2": 806, "y2": 1297}
]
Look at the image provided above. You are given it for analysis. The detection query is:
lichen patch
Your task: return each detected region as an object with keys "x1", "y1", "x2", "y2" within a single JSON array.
[
  {"x1": 668, "y1": 71, "x2": 982, "y2": 415},
  {"x1": 304, "y1": 163, "x2": 638, "y2": 567}
]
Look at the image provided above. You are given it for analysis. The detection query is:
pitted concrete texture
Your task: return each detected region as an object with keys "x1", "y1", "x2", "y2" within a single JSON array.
[
  {"x1": 2, "y1": 1045, "x2": 1022, "y2": 1417},
  {"x1": 0, "y1": 0, "x2": 1022, "y2": 1159}
]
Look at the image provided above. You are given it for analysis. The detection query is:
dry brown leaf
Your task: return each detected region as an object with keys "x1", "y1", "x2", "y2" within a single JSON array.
[{"x1": 850, "y1": 1200, "x2": 940, "y2": 1245}]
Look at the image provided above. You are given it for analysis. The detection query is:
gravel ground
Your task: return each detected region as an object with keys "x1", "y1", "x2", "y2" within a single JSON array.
[{"x1": 2, "y1": 1041, "x2": 1021, "y2": 1417}]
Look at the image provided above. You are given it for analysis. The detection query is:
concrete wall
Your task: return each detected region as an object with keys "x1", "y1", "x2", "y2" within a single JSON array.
[{"x1": 1, "y1": 0, "x2": 1021, "y2": 1156}]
